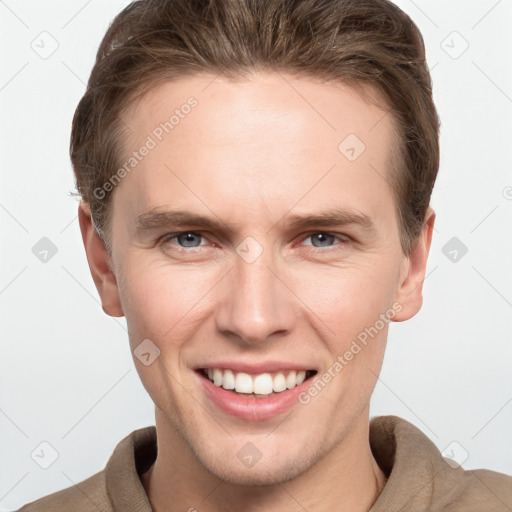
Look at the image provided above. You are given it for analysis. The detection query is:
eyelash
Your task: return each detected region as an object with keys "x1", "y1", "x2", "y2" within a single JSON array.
[{"x1": 158, "y1": 231, "x2": 349, "y2": 253}]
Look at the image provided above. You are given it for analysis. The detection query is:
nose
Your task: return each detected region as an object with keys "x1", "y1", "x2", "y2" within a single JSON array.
[{"x1": 215, "y1": 247, "x2": 297, "y2": 346}]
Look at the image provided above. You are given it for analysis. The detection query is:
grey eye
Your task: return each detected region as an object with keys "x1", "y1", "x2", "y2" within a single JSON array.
[
  {"x1": 308, "y1": 233, "x2": 336, "y2": 247},
  {"x1": 176, "y1": 232, "x2": 203, "y2": 247}
]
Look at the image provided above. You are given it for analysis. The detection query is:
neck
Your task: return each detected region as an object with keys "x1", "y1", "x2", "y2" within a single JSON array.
[{"x1": 141, "y1": 407, "x2": 387, "y2": 512}]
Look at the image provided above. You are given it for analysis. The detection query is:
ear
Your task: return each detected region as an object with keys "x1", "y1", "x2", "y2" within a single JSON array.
[
  {"x1": 78, "y1": 201, "x2": 124, "y2": 317},
  {"x1": 392, "y1": 206, "x2": 436, "y2": 322}
]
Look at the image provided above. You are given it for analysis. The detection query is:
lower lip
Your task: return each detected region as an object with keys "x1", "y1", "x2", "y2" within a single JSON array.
[{"x1": 196, "y1": 370, "x2": 315, "y2": 422}]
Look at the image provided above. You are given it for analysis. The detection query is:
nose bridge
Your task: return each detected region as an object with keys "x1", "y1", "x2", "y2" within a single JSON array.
[{"x1": 215, "y1": 241, "x2": 295, "y2": 344}]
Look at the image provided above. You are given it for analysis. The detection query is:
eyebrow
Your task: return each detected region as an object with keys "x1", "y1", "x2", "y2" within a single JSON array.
[
  {"x1": 283, "y1": 208, "x2": 375, "y2": 232},
  {"x1": 135, "y1": 207, "x2": 376, "y2": 235}
]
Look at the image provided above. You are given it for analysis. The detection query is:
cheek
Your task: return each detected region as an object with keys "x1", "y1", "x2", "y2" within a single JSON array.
[
  {"x1": 291, "y1": 259, "x2": 396, "y2": 341},
  {"x1": 117, "y1": 259, "x2": 215, "y2": 343},
  {"x1": 116, "y1": 262, "x2": 214, "y2": 404}
]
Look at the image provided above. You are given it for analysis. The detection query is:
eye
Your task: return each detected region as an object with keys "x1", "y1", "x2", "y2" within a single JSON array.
[
  {"x1": 157, "y1": 230, "x2": 349, "y2": 254},
  {"x1": 160, "y1": 231, "x2": 206, "y2": 250},
  {"x1": 300, "y1": 232, "x2": 348, "y2": 249}
]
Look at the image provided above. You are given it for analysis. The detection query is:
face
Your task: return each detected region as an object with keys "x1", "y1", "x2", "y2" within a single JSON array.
[{"x1": 80, "y1": 72, "x2": 434, "y2": 486}]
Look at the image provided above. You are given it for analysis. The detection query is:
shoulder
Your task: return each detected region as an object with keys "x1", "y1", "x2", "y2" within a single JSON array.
[
  {"x1": 16, "y1": 470, "x2": 110, "y2": 512},
  {"x1": 14, "y1": 426, "x2": 156, "y2": 512},
  {"x1": 370, "y1": 415, "x2": 512, "y2": 511},
  {"x1": 443, "y1": 466, "x2": 512, "y2": 510}
]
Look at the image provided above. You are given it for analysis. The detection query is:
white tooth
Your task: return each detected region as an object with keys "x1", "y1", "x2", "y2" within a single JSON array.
[
  {"x1": 253, "y1": 373, "x2": 273, "y2": 395},
  {"x1": 222, "y1": 369, "x2": 235, "y2": 390},
  {"x1": 296, "y1": 370, "x2": 306, "y2": 385},
  {"x1": 235, "y1": 372, "x2": 253, "y2": 393},
  {"x1": 213, "y1": 368, "x2": 223, "y2": 386},
  {"x1": 286, "y1": 370, "x2": 297, "y2": 389},
  {"x1": 273, "y1": 372, "x2": 287, "y2": 392},
  {"x1": 207, "y1": 368, "x2": 213, "y2": 380}
]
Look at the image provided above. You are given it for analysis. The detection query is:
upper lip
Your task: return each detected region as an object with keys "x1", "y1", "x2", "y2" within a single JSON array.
[{"x1": 194, "y1": 361, "x2": 317, "y2": 374}]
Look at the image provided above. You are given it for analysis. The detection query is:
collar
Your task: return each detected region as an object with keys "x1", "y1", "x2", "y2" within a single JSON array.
[
  {"x1": 105, "y1": 425, "x2": 156, "y2": 512},
  {"x1": 369, "y1": 415, "x2": 459, "y2": 511}
]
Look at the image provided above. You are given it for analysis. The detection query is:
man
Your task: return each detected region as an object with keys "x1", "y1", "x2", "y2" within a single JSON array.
[{"x1": 18, "y1": 0, "x2": 512, "y2": 510}]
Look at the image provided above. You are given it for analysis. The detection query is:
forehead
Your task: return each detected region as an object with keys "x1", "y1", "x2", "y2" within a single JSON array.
[
  {"x1": 115, "y1": 72, "x2": 398, "y2": 229},
  {"x1": 122, "y1": 72, "x2": 394, "y2": 150}
]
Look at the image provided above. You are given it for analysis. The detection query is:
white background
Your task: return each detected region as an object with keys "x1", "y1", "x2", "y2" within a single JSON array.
[{"x1": 1, "y1": 0, "x2": 511, "y2": 509}]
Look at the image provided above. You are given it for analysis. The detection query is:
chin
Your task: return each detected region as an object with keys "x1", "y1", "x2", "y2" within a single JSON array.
[
  {"x1": 203, "y1": 457, "x2": 309, "y2": 487},
  {"x1": 187, "y1": 436, "x2": 320, "y2": 487}
]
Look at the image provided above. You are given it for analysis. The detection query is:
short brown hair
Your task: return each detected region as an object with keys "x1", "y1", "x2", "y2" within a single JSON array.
[{"x1": 71, "y1": 0, "x2": 440, "y2": 254}]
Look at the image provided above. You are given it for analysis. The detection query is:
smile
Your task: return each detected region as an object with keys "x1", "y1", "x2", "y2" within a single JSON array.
[
  {"x1": 200, "y1": 368, "x2": 315, "y2": 396},
  {"x1": 195, "y1": 366, "x2": 318, "y2": 421}
]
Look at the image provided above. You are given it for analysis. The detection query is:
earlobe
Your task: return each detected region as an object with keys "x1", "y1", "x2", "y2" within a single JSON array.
[
  {"x1": 78, "y1": 202, "x2": 124, "y2": 317},
  {"x1": 392, "y1": 206, "x2": 436, "y2": 322}
]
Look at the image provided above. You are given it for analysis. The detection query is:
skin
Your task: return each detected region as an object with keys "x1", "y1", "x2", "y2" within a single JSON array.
[{"x1": 78, "y1": 72, "x2": 435, "y2": 511}]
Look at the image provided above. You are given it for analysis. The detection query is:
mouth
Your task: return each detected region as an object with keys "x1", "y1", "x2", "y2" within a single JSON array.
[
  {"x1": 195, "y1": 367, "x2": 318, "y2": 421},
  {"x1": 197, "y1": 368, "x2": 317, "y2": 397}
]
